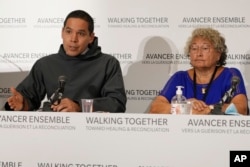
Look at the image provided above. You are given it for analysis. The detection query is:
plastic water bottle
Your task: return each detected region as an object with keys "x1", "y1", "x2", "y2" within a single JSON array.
[{"x1": 171, "y1": 86, "x2": 187, "y2": 114}]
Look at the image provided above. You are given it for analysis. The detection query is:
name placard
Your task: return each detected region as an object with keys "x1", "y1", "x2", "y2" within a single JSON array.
[{"x1": 0, "y1": 111, "x2": 249, "y2": 167}]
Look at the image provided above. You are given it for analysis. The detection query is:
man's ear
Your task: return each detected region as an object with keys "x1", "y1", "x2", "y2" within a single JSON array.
[
  {"x1": 61, "y1": 27, "x2": 64, "y2": 39},
  {"x1": 89, "y1": 32, "x2": 95, "y2": 44}
]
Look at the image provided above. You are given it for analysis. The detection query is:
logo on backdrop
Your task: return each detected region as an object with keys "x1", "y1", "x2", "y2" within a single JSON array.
[
  {"x1": 107, "y1": 17, "x2": 169, "y2": 28},
  {"x1": 140, "y1": 37, "x2": 189, "y2": 65},
  {"x1": 0, "y1": 17, "x2": 27, "y2": 28},
  {"x1": 178, "y1": 16, "x2": 250, "y2": 28},
  {"x1": 111, "y1": 53, "x2": 133, "y2": 65},
  {"x1": 227, "y1": 53, "x2": 250, "y2": 65},
  {"x1": 33, "y1": 17, "x2": 64, "y2": 28},
  {"x1": 0, "y1": 52, "x2": 49, "y2": 72}
]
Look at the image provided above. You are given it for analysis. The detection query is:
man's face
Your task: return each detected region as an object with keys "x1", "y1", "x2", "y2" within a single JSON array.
[{"x1": 61, "y1": 18, "x2": 94, "y2": 57}]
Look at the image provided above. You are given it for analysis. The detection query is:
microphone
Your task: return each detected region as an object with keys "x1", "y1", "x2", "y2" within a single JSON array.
[
  {"x1": 219, "y1": 76, "x2": 240, "y2": 104},
  {"x1": 58, "y1": 75, "x2": 66, "y2": 94},
  {"x1": 49, "y1": 75, "x2": 66, "y2": 105},
  {"x1": 210, "y1": 76, "x2": 240, "y2": 115},
  {"x1": 42, "y1": 75, "x2": 66, "y2": 111}
]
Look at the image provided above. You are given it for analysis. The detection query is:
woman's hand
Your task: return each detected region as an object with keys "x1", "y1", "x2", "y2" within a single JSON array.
[{"x1": 188, "y1": 98, "x2": 211, "y2": 114}]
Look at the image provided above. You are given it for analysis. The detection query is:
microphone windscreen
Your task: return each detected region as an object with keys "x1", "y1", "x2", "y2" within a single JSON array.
[
  {"x1": 231, "y1": 76, "x2": 240, "y2": 85},
  {"x1": 58, "y1": 75, "x2": 66, "y2": 93},
  {"x1": 58, "y1": 75, "x2": 66, "y2": 82}
]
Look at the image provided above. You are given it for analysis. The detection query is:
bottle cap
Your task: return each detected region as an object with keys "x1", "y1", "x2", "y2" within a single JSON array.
[{"x1": 176, "y1": 86, "x2": 184, "y2": 95}]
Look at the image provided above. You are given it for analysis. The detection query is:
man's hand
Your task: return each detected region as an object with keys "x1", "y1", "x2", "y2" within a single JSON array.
[
  {"x1": 7, "y1": 87, "x2": 24, "y2": 111},
  {"x1": 51, "y1": 98, "x2": 81, "y2": 112}
]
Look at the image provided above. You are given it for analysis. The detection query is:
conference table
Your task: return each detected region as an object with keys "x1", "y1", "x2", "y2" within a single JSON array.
[{"x1": 0, "y1": 111, "x2": 249, "y2": 167}]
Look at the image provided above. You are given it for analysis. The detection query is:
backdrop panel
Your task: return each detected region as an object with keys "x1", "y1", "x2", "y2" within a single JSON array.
[{"x1": 0, "y1": 0, "x2": 250, "y2": 113}]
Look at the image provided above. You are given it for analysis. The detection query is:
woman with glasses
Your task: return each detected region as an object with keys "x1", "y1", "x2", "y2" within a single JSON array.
[{"x1": 149, "y1": 27, "x2": 248, "y2": 115}]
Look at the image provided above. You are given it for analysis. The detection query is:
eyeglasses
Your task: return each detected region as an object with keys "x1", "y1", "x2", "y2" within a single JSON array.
[{"x1": 189, "y1": 45, "x2": 211, "y2": 54}]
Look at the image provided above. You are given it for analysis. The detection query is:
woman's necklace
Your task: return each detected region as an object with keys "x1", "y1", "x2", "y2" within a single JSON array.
[
  {"x1": 193, "y1": 66, "x2": 218, "y2": 102},
  {"x1": 201, "y1": 87, "x2": 206, "y2": 94}
]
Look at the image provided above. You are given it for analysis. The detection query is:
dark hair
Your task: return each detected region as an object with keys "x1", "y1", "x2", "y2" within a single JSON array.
[
  {"x1": 63, "y1": 10, "x2": 94, "y2": 34},
  {"x1": 185, "y1": 27, "x2": 227, "y2": 66}
]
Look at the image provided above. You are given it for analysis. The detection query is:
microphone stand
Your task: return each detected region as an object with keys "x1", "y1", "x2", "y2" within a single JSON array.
[
  {"x1": 42, "y1": 88, "x2": 63, "y2": 111},
  {"x1": 210, "y1": 86, "x2": 237, "y2": 115},
  {"x1": 210, "y1": 103, "x2": 224, "y2": 115},
  {"x1": 42, "y1": 75, "x2": 66, "y2": 111}
]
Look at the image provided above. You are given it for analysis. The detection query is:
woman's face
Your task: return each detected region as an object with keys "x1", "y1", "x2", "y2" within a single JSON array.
[{"x1": 189, "y1": 37, "x2": 221, "y2": 69}]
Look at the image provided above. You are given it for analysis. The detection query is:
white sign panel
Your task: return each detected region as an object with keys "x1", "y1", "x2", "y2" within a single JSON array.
[{"x1": 0, "y1": 111, "x2": 249, "y2": 167}]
